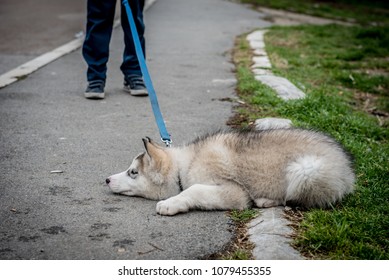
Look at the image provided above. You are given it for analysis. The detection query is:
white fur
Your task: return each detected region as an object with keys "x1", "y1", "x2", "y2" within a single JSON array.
[
  {"x1": 106, "y1": 126, "x2": 355, "y2": 215},
  {"x1": 156, "y1": 184, "x2": 246, "y2": 215}
]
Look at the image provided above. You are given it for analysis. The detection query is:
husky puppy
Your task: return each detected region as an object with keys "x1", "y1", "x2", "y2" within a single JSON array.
[{"x1": 106, "y1": 128, "x2": 355, "y2": 216}]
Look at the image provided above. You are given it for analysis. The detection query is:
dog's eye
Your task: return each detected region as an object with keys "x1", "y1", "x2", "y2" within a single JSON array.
[{"x1": 128, "y1": 168, "x2": 138, "y2": 179}]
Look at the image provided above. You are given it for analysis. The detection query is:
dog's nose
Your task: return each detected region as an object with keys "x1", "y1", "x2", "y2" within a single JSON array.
[{"x1": 105, "y1": 178, "x2": 110, "y2": 185}]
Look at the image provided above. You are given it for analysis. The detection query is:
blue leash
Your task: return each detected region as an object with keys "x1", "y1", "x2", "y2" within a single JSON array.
[{"x1": 122, "y1": 0, "x2": 172, "y2": 147}]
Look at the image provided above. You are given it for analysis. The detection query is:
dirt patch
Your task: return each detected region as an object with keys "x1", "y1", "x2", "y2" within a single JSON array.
[{"x1": 354, "y1": 91, "x2": 389, "y2": 126}]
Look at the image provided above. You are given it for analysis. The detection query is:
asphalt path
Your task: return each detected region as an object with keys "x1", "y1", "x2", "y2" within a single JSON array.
[
  {"x1": 0, "y1": 0, "x2": 270, "y2": 259},
  {"x1": 0, "y1": 0, "x2": 88, "y2": 75}
]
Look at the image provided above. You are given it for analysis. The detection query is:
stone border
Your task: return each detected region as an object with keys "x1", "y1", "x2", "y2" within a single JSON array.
[
  {"x1": 247, "y1": 30, "x2": 305, "y2": 100},
  {"x1": 245, "y1": 29, "x2": 305, "y2": 259},
  {"x1": 248, "y1": 207, "x2": 303, "y2": 260}
]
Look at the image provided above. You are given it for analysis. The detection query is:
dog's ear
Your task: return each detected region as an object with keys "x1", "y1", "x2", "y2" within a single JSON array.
[
  {"x1": 142, "y1": 137, "x2": 151, "y2": 151},
  {"x1": 142, "y1": 137, "x2": 171, "y2": 173},
  {"x1": 142, "y1": 137, "x2": 162, "y2": 155}
]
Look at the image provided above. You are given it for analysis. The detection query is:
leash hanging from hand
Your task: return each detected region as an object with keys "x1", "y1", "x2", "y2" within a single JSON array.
[{"x1": 122, "y1": 0, "x2": 172, "y2": 147}]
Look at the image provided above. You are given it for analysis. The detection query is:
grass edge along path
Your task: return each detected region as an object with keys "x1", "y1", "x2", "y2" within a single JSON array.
[
  {"x1": 240, "y1": 0, "x2": 389, "y2": 26},
  {"x1": 231, "y1": 25, "x2": 389, "y2": 259}
]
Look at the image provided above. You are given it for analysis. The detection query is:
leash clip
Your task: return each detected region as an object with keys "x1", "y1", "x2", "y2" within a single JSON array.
[{"x1": 162, "y1": 138, "x2": 172, "y2": 148}]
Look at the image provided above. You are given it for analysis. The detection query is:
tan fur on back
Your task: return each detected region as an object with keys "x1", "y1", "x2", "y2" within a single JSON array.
[{"x1": 168, "y1": 129, "x2": 355, "y2": 208}]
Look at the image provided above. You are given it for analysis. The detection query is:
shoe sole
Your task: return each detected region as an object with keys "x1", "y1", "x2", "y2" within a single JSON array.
[
  {"x1": 123, "y1": 87, "x2": 148, "y2": 96},
  {"x1": 84, "y1": 92, "x2": 105, "y2": 99}
]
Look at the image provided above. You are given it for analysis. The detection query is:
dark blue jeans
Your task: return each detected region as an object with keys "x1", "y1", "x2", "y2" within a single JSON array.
[{"x1": 82, "y1": 0, "x2": 145, "y2": 82}]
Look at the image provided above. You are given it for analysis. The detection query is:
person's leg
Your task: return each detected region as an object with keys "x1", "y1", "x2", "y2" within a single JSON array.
[
  {"x1": 120, "y1": 0, "x2": 145, "y2": 77},
  {"x1": 120, "y1": 0, "x2": 148, "y2": 96},
  {"x1": 82, "y1": 0, "x2": 117, "y2": 83}
]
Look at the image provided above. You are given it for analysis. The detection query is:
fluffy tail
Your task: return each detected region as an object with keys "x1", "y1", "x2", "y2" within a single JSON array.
[{"x1": 285, "y1": 155, "x2": 355, "y2": 208}]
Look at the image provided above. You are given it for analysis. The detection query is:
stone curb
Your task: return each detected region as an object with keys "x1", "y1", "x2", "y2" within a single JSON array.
[
  {"x1": 249, "y1": 207, "x2": 304, "y2": 260},
  {"x1": 245, "y1": 29, "x2": 305, "y2": 259},
  {"x1": 246, "y1": 30, "x2": 306, "y2": 101}
]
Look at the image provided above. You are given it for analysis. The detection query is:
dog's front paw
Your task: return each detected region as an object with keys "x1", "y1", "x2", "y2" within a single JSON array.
[{"x1": 156, "y1": 198, "x2": 189, "y2": 216}]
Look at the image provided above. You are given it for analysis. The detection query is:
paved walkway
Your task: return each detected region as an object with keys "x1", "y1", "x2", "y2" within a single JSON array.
[{"x1": 0, "y1": 0, "x2": 278, "y2": 259}]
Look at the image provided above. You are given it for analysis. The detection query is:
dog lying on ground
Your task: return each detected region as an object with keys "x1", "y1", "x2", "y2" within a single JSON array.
[{"x1": 106, "y1": 125, "x2": 355, "y2": 216}]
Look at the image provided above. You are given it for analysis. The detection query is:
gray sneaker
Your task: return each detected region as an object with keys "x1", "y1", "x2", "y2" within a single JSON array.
[
  {"x1": 123, "y1": 75, "x2": 148, "y2": 96},
  {"x1": 84, "y1": 80, "x2": 105, "y2": 99}
]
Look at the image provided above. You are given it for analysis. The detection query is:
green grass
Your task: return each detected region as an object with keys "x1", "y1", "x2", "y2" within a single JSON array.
[
  {"x1": 230, "y1": 209, "x2": 259, "y2": 222},
  {"x1": 232, "y1": 24, "x2": 389, "y2": 259},
  {"x1": 240, "y1": 0, "x2": 389, "y2": 25},
  {"x1": 268, "y1": 24, "x2": 389, "y2": 128}
]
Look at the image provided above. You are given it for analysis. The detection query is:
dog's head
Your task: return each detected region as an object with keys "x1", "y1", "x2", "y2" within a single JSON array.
[{"x1": 106, "y1": 137, "x2": 179, "y2": 200}]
